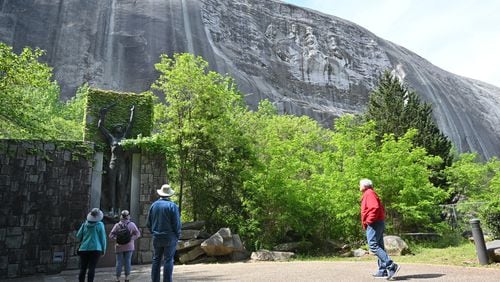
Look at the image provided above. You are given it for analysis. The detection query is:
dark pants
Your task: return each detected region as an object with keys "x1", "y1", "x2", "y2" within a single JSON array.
[
  {"x1": 152, "y1": 238, "x2": 178, "y2": 282},
  {"x1": 78, "y1": 251, "x2": 101, "y2": 282}
]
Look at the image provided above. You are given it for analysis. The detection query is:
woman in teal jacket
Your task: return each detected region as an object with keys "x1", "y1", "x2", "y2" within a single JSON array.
[{"x1": 77, "y1": 208, "x2": 107, "y2": 282}]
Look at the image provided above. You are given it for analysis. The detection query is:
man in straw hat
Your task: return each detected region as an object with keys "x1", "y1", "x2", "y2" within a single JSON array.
[{"x1": 147, "y1": 184, "x2": 181, "y2": 282}]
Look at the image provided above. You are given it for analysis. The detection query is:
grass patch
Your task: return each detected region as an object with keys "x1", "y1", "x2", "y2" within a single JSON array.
[{"x1": 296, "y1": 241, "x2": 500, "y2": 269}]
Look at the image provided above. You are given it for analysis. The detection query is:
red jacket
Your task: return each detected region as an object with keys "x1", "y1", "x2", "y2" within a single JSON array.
[{"x1": 360, "y1": 188, "x2": 385, "y2": 229}]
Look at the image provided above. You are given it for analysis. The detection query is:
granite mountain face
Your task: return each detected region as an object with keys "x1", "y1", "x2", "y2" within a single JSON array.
[{"x1": 1, "y1": 0, "x2": 498, "y2": 158}]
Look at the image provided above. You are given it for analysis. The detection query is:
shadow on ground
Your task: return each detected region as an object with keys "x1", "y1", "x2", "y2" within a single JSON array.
[{"x1": 395, "y1": 273, "x2": 445, "y2": 280}]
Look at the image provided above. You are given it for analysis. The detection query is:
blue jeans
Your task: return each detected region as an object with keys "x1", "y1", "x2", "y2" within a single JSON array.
[
  {"x1": 366, "y1": 220, "x2": 393, "y2": 274},
  {"x1": 152, "y1": 238, "x2": 178, "y2": 282},
  {"x1": 116, "y1": 251, "x2": 133, "y2": 278}
]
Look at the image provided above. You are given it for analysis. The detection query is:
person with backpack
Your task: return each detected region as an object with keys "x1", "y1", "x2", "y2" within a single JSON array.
[{"x1": 109, "y1": 210, "x2": 141, "y2": 282}]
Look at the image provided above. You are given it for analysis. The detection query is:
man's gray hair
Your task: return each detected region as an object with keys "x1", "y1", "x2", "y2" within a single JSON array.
[{"x1": 359, "y1": 178, "x2": 373, "y2": 187}]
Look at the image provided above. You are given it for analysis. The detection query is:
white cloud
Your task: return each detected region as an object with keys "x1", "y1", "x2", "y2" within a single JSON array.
[{"x1": 282, "y1": 0, "x2": 500, "y2": 87}]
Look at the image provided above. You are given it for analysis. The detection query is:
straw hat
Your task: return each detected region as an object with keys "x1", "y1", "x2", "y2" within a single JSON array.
[{"x1": 157, "y1": 184, "x2": 175, "y2": 197}]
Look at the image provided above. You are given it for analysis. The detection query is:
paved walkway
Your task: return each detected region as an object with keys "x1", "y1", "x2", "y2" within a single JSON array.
[{"x1": 5, "y1": 261, "x2": 500, "y2": 281}]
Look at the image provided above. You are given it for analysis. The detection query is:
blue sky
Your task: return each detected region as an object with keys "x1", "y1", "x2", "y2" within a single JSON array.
[{"x1": 282, "y1": 0, "x2": 500, "y2": 87}]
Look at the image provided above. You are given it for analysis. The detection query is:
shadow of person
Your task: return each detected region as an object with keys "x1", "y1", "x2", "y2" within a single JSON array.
[{"x1": 394, "y1": 273, "x2": 445, "y2": 280}]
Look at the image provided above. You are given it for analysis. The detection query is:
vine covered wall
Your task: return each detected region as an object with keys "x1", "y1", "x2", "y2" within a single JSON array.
[{"x1": 83, "y1": 88, "x2": 154, "y2": 150}]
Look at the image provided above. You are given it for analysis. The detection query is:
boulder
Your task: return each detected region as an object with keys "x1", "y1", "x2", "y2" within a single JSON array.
[
  {"x1": 384, "y1": 236, "x2": 410, "y2": 256},
  {"x1": 201, "y1": 228, "x2": 242, "y2": 256},
  {"x1": 352, "y1": 248, "x2": 368, "y2": 257},
  {"x1": 250, "y1": 250, "x2": 295, "y2": 261},
  {"x1": 176, "y1": 239, "x2": 204, "y2": 252},
  {"x1": 486, "y1": 240, "x2": 500, "y2": 262},
  {"x1": 217, "y1": 228, "x2": 232, "y2": 239},
  {"x1": 231, "y1": 250, "x2": 251, "y2": 261},
  {"x1": 178, "y1": 246, "x2": 206, "y2": 264},
  {"x1": 322, "y1": 240, "x2": 350, "y2": 253},
  {"x1": 180, "y1": 230, "x2": 200, "y2": 240}
]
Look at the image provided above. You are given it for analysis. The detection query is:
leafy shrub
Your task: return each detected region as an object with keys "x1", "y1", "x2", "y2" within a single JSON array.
[{"x1": 480, "y1": 201, "x2": 500, "y2": 239}]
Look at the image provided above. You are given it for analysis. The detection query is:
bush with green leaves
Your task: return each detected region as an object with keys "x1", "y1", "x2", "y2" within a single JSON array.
[
  {"x1": 240, "y1": 101, "x2": 338, "y2": 247},
  {"x1": 444, "y1": 154, "x2": 499, "y2": 235},
  {"x1": 481, "y1": 201, "x2": 500, "y2": 239}
]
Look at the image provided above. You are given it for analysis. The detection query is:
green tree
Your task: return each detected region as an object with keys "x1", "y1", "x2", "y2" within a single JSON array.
[
  {"x1": 1, "y1": 43, "x2": 57, "y2": 138},
  {"x1": 444, "y1": 154, "x2": 500, "y2": 235},
  {"x1": 324, "y1": 116, "x2": 446, "y2": 235},
  {"x1": 367, "y1": 130, "x2": 447, "y2": 232},
  {"x1": 0, "y1": 43, "x2": 84, "y2": 140},
  {"x1": 365, "y1": 71, "x2": 453, "y2": 177},
  {"x1": 240, "y1": 100, "x2": 337, "y2": 247},
  {"x1": 152, "y1": 53, "x2": 254, "y2": 230},
  {"x1": 444, "y1": 153, "x2": 490, "y2": 200}
]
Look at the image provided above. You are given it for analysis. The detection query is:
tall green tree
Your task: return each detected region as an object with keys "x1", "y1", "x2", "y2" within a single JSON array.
[
  {"x1": 0, "y1": 43, "x2": 84, "y2": 140},
  {"x1": 152, "y1": 53, "x2": 254, "y2": 229},
  {"x1": 365, "y1": 71, "x2": 453, "y2": 184},
  {"x1": 1, "y1": 43, "x2": 57, "y2": 138}
]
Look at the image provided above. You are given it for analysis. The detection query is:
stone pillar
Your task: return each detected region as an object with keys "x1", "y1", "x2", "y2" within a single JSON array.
[
  {"x1": 90, "y1": 152, "x2": 103, "y2": 209},
  {"x1": 135, "y1": 152, "x2": 167, "y2": 264},
  {"x1": 130, "y1": 153, "x2": 141, "y2": 224}
]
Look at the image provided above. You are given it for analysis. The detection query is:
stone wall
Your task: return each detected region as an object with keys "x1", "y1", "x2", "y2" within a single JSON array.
[
  {"x1": 0, "y1": 140, "x2": 94, "y2": 279},
  {"x1": 134, "y1": 153, "x2": 167, "y2": 264},
  {"x1": 0, "y1": 140, "x2": 166, "y2": 279}
]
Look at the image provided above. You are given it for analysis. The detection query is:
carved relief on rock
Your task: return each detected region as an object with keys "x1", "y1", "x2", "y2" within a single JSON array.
[
  {"x1": 265, "y1": 23, "x2": 277, "y2": 40},
  {"x1": 266, "y1": 22, "x2": 349, "y2": 87},
  {"x1": 302, "y1": 26, "x2": 324, "y2": 81},
  {"x1": 323, "y1": 34, "x2": 349, "y2": 86},
  {"x1": 271, "y1": 22, "x2": 303, "y2": 79}
]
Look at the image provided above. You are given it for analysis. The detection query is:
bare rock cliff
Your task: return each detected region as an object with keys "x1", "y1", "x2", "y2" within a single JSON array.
[{"x1": 0, "y1": 0, "x2": 498, "y2": 158}]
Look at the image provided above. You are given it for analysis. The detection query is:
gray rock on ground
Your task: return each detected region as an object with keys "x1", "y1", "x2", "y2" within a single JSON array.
[{"x1": 251, "y1": 250, "x2": 295, "y2": 261}]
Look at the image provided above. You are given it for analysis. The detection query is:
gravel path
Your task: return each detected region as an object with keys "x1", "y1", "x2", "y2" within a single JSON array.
[{"x1": 5, "y1": 261, "x2": 500, "y2": 281}]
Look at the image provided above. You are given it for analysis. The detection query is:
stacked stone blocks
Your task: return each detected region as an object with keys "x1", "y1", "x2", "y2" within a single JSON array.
[{"x1": 0, "y1": 140, "x2": 94, "y2": 279}]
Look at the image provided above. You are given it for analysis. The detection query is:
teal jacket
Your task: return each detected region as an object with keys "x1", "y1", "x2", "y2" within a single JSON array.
[{"x1": 77, "y1": 220, "x2": 107, "y2": 253}]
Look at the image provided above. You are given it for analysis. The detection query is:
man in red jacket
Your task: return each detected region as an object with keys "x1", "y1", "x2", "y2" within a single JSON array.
[{"x1": 360, "y1": 178, "x2": 400, "y2": 280}]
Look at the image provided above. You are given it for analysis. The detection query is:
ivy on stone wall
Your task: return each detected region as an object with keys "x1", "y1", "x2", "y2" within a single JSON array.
[
  {"x1": 83, "y1": 88, "x2": 153, "y2": 151},
  {"x1": 0, "y1": 140, "x2": 95, "y2": 162}
]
